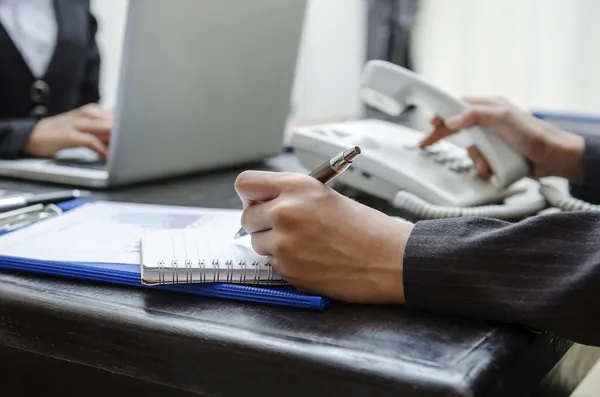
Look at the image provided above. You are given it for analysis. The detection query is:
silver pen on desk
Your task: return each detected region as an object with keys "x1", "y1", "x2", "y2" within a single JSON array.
[
  {"x1": 234, "y1": 146, "x2": 362, "y2": 239},
  {"x1": 0, "y1": 190, "x2": 89, "y2": 213},
  {"x1": 0, "y1": 203, "x2": 62, "y2": 231},
  {"x1": 0, "y1": 204, "x2": 45, "y2": 223}
]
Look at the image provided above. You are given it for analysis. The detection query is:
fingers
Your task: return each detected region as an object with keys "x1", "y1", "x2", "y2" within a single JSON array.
[
  {"x1": 430, "y1": 115, "x2": 443, "y2": 127},
  {"x1": 421, "y1": 97, "x2": 513, "y2": 180},
  {"x1": 76, "y1": 103, "x2": 113, "y2": 121},
  {"x1": 241, "y1": 200, "x2": 276, "y2": 234},
  {"x1": 69, "y1": 132, "x2": 108, "y2": 158},
  {"x1": 234, "y1": 171, "x2": 284, "y2": 208},
  {"x1": 422, "y1": 119, "x2": 494, "y2": 179},
  {"x1": 420, "y1": 122, "x2": 456, "y2": 148},
  {"x1": 445, "y1": 104, "x2": 508, "y2": 130},
  {"x1": 462, "y1": 96, "x2": 509, "y2": 106},
  {"x1": 467, "y1": 145, "x2": 492, "y2": 179},
  {"x1": 421, "y1": 128, "x2": 494, "y2": 179},
  {"x1": 422, "y1": 106, "x2": 496, "y2": 148},
  {"x1": 250, "y1": 229, "x2": 276, "y2": 256},
  {"x1": 73, "y1": 119, "x2": 112, "y2": 141}
]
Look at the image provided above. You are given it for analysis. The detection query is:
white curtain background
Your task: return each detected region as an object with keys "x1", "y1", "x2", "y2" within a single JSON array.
[
  {"x1": 91, "y1": 1, "x2": 600, "y2": 116},
  {"x1": 412, "y1": 0, "x2": 600, "y2": 114}
]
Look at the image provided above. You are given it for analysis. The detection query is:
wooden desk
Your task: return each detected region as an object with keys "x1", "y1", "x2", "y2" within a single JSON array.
[{"x1": 0, "y1": 155, "x2": 585, "y2": 397}]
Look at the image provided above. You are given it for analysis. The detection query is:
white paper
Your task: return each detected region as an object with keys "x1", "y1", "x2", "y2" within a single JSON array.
[
  {"x1": 0, "y1": 201, "x2": 245, "y2": 265},
  {"x1": 142, "y1": 227, "x2": 267, "y2": 270}
]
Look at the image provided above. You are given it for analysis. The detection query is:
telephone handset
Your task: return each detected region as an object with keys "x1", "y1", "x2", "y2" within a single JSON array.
[
  {"x1": 290, "y1": 60, "x2": 548, "y2": 220},
  {"x1": 359, "y1": 60, "x2": 530, "y2": 189}
]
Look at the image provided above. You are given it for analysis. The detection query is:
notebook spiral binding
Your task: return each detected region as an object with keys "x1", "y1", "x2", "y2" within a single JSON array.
[{"x1": 153, "y1": 258, "x2": 284, "y2": 285}]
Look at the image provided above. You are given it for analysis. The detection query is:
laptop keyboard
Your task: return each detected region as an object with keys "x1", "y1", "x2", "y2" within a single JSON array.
[{"x1": 53, "y1": 158, "x2": 107, "y2": 170}]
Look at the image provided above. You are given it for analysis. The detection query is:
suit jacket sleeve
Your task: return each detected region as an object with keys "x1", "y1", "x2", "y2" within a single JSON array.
[
  {"x1": 403, "y1": 211, "x2": 600, "y2": 347},
  {"x1": 0, "y1": 119, "x2": 37, "y2": 159},
  {"x1": 569, "y1": 133, "x2": 600, "y2": 202},
  {"x1": 78, "y1": 3, "x2": 101, "y2": 106}
]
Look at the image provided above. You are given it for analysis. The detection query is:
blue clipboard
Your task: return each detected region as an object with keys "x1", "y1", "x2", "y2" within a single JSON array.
[{"x1": 0, "y1": 199, "x2": 329, "y2": 311}]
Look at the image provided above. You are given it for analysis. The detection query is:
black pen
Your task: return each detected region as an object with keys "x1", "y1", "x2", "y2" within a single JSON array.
[
  {"x1": 0, "y1": 190, "x2": 90, "y2": 213},
  {"x1": 234, "y1": 146, "x2": 362, "y2": 239}
]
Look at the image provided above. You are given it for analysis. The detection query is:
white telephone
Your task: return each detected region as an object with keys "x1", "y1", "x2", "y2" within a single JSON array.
[{"x1": 291, "y1": 60, "x2": 550, "y2": 220}]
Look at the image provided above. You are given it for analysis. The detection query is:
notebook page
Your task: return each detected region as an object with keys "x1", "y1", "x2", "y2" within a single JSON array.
[{"x1": 141, "y1": 228, "x2": 274, "y2": 284}]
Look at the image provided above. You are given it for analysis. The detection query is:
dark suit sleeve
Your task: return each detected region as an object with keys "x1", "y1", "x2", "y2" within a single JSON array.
[
  {"x1": 569, "y1": 134, "x2": 600, "y2": 203},
  {"x1": 403, "y1": 212, "x2": 600, "y2": 347},
  {"x1": 78, "y1": 3, "x2": 101, "y2": 106},
  {"x1": 0, "y1": 119, "x2": 37, "y2": 159}
]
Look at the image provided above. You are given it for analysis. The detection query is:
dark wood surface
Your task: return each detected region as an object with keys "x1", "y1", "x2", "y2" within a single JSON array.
[{"x1": 0, "y1": 154, "x2": 580, "y2": 397}]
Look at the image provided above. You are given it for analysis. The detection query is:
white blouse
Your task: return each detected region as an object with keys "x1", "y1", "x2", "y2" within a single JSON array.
[{"x1": 0, "y1": 0, "x2": 58, "y2": 78}]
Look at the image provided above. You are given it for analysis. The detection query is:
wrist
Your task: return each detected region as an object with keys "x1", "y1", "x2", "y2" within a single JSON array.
[
  {"x1": 23, "y1": 120, "x2": 44, "y2": 156},
  {"x1": 546, "y1": 131, "x2": 585, "y2": 182},
  {"x1": 377, "y1": 219, "x2": 414, "y2": 305}
]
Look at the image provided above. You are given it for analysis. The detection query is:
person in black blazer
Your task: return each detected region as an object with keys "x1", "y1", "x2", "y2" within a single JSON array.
[
  {"x1": 233, "y1": 96, "x2": 600, "y2": 348},
  {"x1": 0, "y1": 0, "x2": 111, "y2": 160}
]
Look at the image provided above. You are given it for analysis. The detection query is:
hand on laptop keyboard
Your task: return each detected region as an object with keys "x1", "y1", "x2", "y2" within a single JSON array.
[{"x1": 24, "y1": 104, "x2": 112, "y2": 159}]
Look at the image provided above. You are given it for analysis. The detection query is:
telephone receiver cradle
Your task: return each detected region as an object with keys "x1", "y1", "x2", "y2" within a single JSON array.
[{"x1": 290, "y1": 60, "x2": 595, "y2": 220}]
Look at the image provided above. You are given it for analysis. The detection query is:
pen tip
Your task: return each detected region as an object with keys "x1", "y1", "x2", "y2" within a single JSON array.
[
  {"x1": 233, "y1": 228, "x2": 247, "y2": 239},
  {"x1": 342, "y1": 146, "x2": 361, "y2": 162}
]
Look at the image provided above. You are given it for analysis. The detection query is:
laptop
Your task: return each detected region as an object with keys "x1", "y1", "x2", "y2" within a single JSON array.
[{"x1": 0, "y1": 0, "x2": 307, "y2": 188}]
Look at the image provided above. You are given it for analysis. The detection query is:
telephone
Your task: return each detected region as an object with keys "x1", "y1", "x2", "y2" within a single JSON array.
[{"x1": 290, "y1": 60, "x2": 555, "y2": 220}]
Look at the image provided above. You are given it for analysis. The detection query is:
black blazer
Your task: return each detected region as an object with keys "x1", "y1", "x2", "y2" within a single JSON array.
[
  {"x1": 0, "y1": 0, "x2": 100, "y2": 159},
  {"x1": 404, "y1": 133, "x2": 600, "y2": 347}
]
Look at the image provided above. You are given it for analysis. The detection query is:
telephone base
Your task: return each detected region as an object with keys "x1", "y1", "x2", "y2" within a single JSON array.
[{"x1": 291, "y1": 119, "x2": 547, "y2": 221}]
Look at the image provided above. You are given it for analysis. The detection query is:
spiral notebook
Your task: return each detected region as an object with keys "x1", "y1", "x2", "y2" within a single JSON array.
[
  {"x1": 0, "y1": 200, "x2": 327, "y2": 310},
  {"x1": 141, "y1": 228, "x2": 283, "y2": 285}
]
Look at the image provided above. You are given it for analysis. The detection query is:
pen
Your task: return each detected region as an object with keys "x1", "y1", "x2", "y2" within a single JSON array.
[
  {"x1": 0, "y1": 204, "x2": 45, "y2": 223},
  {"x1": 0, "y1": 190, "x2": 89, "y2": 213},
  {"x1": 234, "y1": 146, "x2": 362, "y2": 239}
]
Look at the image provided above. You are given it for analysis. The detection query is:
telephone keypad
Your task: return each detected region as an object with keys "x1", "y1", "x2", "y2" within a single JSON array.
[
  {"x1": 424, "y1": 145, "x2": 444, "y2": 155},
  {"x1": 449, "y1": 164, "x2": 469, "y2": 173},
  {"x1": 436, "y1": 152, "x2": 456, "y2": 163},
  {"x1": 408, "y1": 138, "x2": 475, "y2": 175},
  {"x1": 402, "y1": 142, "x2": 419, "y2": 151}
]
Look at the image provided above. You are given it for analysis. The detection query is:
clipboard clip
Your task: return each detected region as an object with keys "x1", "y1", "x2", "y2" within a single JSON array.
[{"x1": 0, "y1": 204, "x2": 63, "y2": 232}]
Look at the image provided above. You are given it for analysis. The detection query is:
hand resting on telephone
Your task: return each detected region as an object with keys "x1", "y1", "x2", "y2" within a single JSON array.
[{"x1": 419, "y1": 96, "x2": 585, "y2": 184}]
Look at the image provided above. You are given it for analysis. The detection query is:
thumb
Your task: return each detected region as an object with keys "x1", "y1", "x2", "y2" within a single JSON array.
[
  {"x1": 69, "y1": 132, "x2": 108, "y2": 158},
  {"x1": 234, "y1": 171, "x2": 282, "y2": 209}
]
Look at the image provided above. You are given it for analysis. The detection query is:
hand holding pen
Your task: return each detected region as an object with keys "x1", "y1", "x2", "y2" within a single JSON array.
[
  {"x1": 233, "y1": 145, "x2": 412, "y2": 303},
  {"x1": 234, "y1": 146, "x2": 361, "y2": 238}
]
